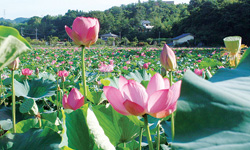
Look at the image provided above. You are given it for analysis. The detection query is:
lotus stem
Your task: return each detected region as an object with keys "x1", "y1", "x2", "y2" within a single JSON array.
[
  {"x1": 37, "y1": 113, "x2": 42, "y2": 128},
  {"x1": 11, "y1": 70, "x2": 16, "y2": 133},
  {"x1": 56, "y1": 77, "x2": 59, "y2": 112},
  {"x1": 81, "y1": 46, "x2": 87, "y2": 102},
  {"x1": 156, "y1": 121, "x2": 161, "y2": 150},
  {"x1": 235, "y1": 53, "x2": 239, "y2": 67},
  {"x1": 62, "y1": 80, "x2": 64, "y2": 95},
  {"x1": 0, "y1": 72, "x2": 3, "y2": 101},
  {"x1": 139, "y1": 127, "x2": 143, "y2": 150},
  {"x1": 171, "y1": 113, "x2": 175, "y2": 141},
  {"x1": 169, "y1": 71, "x2": 175, "y2": 142},
  {"x1": 143, "y1": 114, "x2": 153, "y2": 150}
]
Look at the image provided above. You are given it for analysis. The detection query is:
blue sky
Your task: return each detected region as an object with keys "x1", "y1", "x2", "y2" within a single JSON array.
[{"x1": 0, "y1": 0, "x2": 189, "y2": 20}]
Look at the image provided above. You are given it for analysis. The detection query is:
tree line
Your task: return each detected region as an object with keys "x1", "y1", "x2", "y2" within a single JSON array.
[{"x1": 1, "y1": 0, "x2": 249, "y2": 46}]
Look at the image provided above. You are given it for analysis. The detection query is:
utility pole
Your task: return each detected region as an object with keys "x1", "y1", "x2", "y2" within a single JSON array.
[
  {"x1": 158, "y1": 31, "x2": 161, "y2": 45},
  {"x1": 21, "y1": 27, "x2": 24, "y2": 36},
  {"x1": 35, "y1": 28, "x2": 38, "y2": 40}
]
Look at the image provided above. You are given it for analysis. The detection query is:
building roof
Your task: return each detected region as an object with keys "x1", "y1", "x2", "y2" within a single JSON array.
[
  {"x1": 172, "y1": 33, "x2": 193, "y2": 40},
  {"x1": 100, "y1": 32, "x2": 118, "y2": 37},
  {"x1": 141, "y1": 20, "x2": 151, "y2": 24}
]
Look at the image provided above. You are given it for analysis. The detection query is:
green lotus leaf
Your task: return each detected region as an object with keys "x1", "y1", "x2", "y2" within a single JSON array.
[
  {"x1": 0, "y1": 26, "x2": 31, "y2": 70},
  {"x1": 60, "y1": 104, "x2": 115, "y2": 150},
  {"x1": 0, "y1": 106, "x2": 24, "y2": 130},
  {"x1": 172, "y1": 48, "x2": 250, "y2": 149},
  {"x1": 92, "y1": 105, "x2": 140, "y2": 146},
  {"x1": 0, "y1": 127, "x2": 61, "y2": 150},
  {"x1": 14, "y1": 78, "x2": 56, "y2": 100},
  {"x1": 6, "y1": 118, "x2": 59, "y2": 134},
  {"x1": 125, "y1": 69, "x2": 151, "y2": 83},
  {"x1": 19, "y1": 99, "x2": 39, "y2": 115}
]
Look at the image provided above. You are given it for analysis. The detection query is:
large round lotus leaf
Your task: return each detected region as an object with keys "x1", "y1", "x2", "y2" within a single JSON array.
[
  {"x1": 0, "y1": 26, "x2": 31, "y2": 70},
  {"x1": 15, "y1": 78, "x2": 56, "y2": 100},
  {"x1": 0, "y1": 128, "x2": 61, "y2": 150},
  {"x1": 172, "y1": 48, "x2": 250, "y2": 149}
]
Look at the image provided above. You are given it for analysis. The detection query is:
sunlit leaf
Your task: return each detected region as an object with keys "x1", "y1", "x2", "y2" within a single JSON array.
[
  {"x1": 60, "y1": 104, "x2": 115, "y2": 150},
  {"x1": 0, "y1": 26, "x2": 31, "y2": 70}
]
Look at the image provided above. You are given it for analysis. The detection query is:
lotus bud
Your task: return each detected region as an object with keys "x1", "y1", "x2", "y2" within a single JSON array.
[
  {"x1": 61, "y1": 76, "x2": 66, "y2": 82},
  {"x1": 35, "y1": 68, "x2": 39, "y2": 75},
  {"x1": 65, "y1": 17, "x2": 100, "y2": 47},
  {"x1": 160, "y1": 44, "x2": 177, "y2": 71},
  {"x1": 8, "y1": 57, "x2": 20, "y2": 70}
]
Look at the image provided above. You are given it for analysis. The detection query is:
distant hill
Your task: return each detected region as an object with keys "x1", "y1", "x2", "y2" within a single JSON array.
[
  {"x1": 0, "y1": 17, "x2": 29, "y2": 24},
  {"x1": 14, "y1": 17, "x2": 29, "y2": 23}
]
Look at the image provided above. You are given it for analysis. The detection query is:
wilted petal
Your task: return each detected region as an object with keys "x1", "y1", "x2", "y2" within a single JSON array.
[
  {"x1": 103, "y1": 86, "x2": 130, "y2": 115},
  {"x1": 123, "y1": 100, "x2": 145, "y2": 116}
]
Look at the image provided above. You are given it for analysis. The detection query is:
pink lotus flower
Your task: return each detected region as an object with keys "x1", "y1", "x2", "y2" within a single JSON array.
[
  {"x1": 99, "y1": 62, "x2": 114, "y2": 72},
  {"x1": 62, "y1": 88, "x2": 84, "y2": 110},
  {"x1": 143, "y1": 62, "x2": 151, "y2": 69},
  {"x1": 123, "y1": 66, "x2": 128, "y2": 70},
  {"x1": 65, "y1": 17, "x2": 100, "y2": 47},
  {"x1": 197, "y1": 60, "x2": 202, "y2": 63},
  {"x1": 51, "y1": 60, "x2": 56, "y2": 65},
  {"x1": 194, "y1": 69, "x2": 204, "y2": 76},
  {"x1": 160, "y1": 44, "x2": 177, "y2": 71},
  {"x1": 36, "y1": 56, "x2": 41, "y2": 60},
  {"x1": 141, "y1": 52, "x2": 146, "y2": 57},
  {"x1": 126, "y1": 61, "x2": 131, "y2": 65},
  {"x1": 218, "y1": 66, "x2": 225, "y2": 69},
  {"x1": 103, "y1": 73, "x2": 182, "y2": 118},
  {"x1": 22, "y1": 68, "x2": 33, "y2": 76},
  {"x1": 97, "y1": 81, "x2": 102, "y2": 85},
  {"x1": 58, "y1": 70, "x2": 69, "y2": 77},
  {"x1": 1, "y1": 74, "x2": 8, "y2": 80}
]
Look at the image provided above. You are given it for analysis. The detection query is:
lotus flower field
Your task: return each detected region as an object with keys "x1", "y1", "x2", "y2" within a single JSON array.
[{"x1": 0, "y1": 18, "x2": 250, "y2": 150}]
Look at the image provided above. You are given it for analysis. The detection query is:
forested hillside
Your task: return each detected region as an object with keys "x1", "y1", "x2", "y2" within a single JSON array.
[
  {"x1": 1, "y1": 0, "x2": 249, "y2": 46},
  {"x1": 172, "y1": 0, "x2": 250, "y2": 46}
]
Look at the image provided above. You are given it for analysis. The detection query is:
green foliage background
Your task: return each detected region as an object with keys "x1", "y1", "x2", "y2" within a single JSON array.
[{"x1": 1, "y1": 0, "x2": 249, "y2": 46}]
